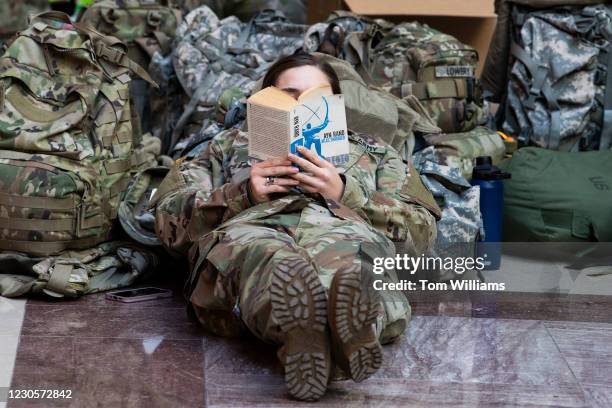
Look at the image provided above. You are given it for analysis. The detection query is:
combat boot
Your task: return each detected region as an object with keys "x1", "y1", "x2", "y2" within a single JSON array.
[
  {"x1": 271, "y1": 257, "x2": 331, "y2": 401},
  {"x1": 328, "y1": 264, "x2": 383, "y2": 382}
]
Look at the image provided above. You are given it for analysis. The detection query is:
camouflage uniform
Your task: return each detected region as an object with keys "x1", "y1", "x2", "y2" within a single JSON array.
[{"x1": 154, "y1": 128, "x2": 439, "y2": 338}]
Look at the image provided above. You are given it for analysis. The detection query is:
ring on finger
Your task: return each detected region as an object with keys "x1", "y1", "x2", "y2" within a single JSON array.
[{"x1": 265, "y1": 176, "x2": 276, "y2": 186}]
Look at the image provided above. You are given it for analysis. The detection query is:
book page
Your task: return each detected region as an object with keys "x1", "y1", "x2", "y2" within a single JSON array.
[
  {"x1": 247, "y1": 86, "x2": 297, "y2": 111},
  {"x1": 247, "y1": 103, "x2": 290, "y2": 161},
  {"x1": 297, "y1": 84, "x2": 333, "y2": 103}
]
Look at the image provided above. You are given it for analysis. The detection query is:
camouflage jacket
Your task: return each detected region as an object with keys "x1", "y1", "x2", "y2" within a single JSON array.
[{"x1": 153, "y1": 129, "x2": 441, "y2": 256}]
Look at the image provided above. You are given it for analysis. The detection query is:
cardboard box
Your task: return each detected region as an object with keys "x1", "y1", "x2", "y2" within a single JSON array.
[{"x1": 307, "y1": 0, "x2": 497, "y2": 76}]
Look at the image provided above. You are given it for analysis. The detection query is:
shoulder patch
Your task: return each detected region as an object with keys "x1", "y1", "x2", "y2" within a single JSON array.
[{"x1": 349, "y1": 133, "x2": 388, "y2": 154}]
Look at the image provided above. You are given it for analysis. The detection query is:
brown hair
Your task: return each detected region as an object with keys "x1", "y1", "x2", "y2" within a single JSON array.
[{"x1": 262, "y1": 52, "x2": 341, "y2": 94}]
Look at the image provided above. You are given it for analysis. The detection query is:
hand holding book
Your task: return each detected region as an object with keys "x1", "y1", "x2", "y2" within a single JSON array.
[
  {"x1": 288, "y1": 146, "x2": 344, "y2": 201},
  {"x1": 248, "y1": 158, "x2": 300, "y2": 204},
  {"x1": 247, "y1": 84, "x2": 349, "y2": 204}
]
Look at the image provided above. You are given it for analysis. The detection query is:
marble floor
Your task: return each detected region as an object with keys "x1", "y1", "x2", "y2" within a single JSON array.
[{"x1": 1, "y1": 246, "x2": 612, "y2": 408}]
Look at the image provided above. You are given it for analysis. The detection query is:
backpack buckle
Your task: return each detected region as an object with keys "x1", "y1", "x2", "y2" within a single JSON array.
[
  {"x1": 95, "y1": 42, "x2": 125, "y2": 65},
  {"x1": 147, "y1": 11, "x2": 162, "y2": 28},
  {"x1": 365, "y1": 24, "x2": 377, "y2": 38},
  {"x1": 524, "y1": 64, "x2": 548, "y2": 110}
]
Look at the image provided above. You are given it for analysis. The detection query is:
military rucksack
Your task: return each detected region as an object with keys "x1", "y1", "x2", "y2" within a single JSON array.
[
  {"x1": 422, "y1": 126, "x2": 507, "y2": 180},
  {"x1": 411, "y1": 147, "x2": 484, "y2": 281},
  {"x1": 482, "y1": 0, "x2": 606, "y2": 101},
  {"x1": 192, "y1": 0, "x2": 306, "y2": 24},
  {"x1": 0, "y1": 11, "x2": 156, "y2": 256},
  {"x1": 168, "y1": 6, "x2": 307, "y2": 155},
  {"x1": 498, "y1": 4, "x2": 612, "y2": 151},
  {"x1": 501, "y1": 147, "x2": 612, "y2": 242},
  {"x1": 312, "y1": 52, "x2": 440, "y2": 158},
  {"x1": 80, "y1": 0, "x2": 182, "y2": 133},
  {"x1": 367, "y1": 22, "x2": 487, "y2": 134},
  {"x1": 80, "y1": 0, "x2": 182, "y2": 70},
  {"x1": 0, "y1": 0, "x2": 49, "y2": 49},
  {"x1": 304, "y1": 11, "x2": 393, "y2": 67},
  {"x1": 0, "y1": 241, "x2": 158, "y2": 297}
]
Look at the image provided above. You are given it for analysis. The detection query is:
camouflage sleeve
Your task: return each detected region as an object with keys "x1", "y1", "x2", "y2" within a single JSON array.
[
  {"x1": 153, "y1": 141, "x2": 253, "y2": 256},
  {"x1": 341, "y1": 147, "x2": 441, "y2": 254}
]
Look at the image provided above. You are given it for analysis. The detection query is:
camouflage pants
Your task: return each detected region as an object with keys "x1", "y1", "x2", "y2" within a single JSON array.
[{"x1": 189, "y1": 202, "x2": 411, "y2": 344}]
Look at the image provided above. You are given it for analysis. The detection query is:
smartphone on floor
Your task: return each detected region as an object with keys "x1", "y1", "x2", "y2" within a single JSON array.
[{"x1": 105, "y1": 287, "x2": 173, "y2": 303}]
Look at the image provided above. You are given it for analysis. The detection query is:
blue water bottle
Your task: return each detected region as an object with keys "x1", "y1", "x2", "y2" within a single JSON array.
[{"x1": 471, "y1": 156, "x2": 511, "y2": 270}]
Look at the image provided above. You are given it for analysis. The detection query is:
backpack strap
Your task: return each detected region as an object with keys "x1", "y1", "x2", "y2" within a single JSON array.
[
  {"x1": 344, "y1": 24, "x2": 382, "y2": 84},
  {"x1": 407, "y1": 78, "x2": 475, "y2": 100},
  {"x1": 510, "y1": 41, "x2": 550, "y2": 146},
  {"x1": 511, "y1": 42, "x2": 549, "y2": 111},
  {"x1": 72, "y1": 21, "x2": 158, "y2": 88},
  {"x1": 0, "y1": 80, "x2": 5, "y2": 113},
  {"x1": 28, "y1": 10, "x2": 74, "y2": 26},
  {"x1": 169, "y1": 74, "x2": 217, "y2": 150},
  {"x1": 0, "y1": 191, "x2": 76, "y2": 210},
  {"x1": 540, "y1": 82, "x2": 563, "y2": 150},
  {"x1": 46, "y1": 264, "x2": 74, "y2": 295},
  {"x1": 600, "y1": 43, "x2": 612, "y2": 150},
  {"x1": 230, "y1": 9, "x2": 287, "y2": 53},
  {"x1": 0, "y1": 235, "x2": 103, "y2": 256}
]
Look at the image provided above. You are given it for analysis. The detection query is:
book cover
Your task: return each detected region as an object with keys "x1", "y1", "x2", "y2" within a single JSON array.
[
  {"x1": 247, "y1": 85, "x2": 349, "y2": 166},
  {"x1": 290, "y1": 93, "x2": 349, "y2": 166}
]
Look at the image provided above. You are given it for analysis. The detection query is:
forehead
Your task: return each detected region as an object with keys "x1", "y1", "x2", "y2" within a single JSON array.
[{"x1": 274, "y1": 65, "x2": 330, "y2": 92}]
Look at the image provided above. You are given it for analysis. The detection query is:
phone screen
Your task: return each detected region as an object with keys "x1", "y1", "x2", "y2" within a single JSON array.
[{"x1": 110, "y1": 287, "x2": 169, "y2": 298}]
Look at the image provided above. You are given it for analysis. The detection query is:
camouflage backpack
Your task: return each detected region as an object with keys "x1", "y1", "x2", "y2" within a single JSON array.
[
  {"x1": 368, "y1": 22, "x2": 487, "y2": 135},
  {"x1": 312, "y1": 52, "x2": 440, "y2": 158},
  {"x1": 0, "y1": 241, "x2": 158, "y2": 297},
  {"x1": 192, "y1": 0, "x2": 306, "y2": 24},
  {"x1": 0, "y1": 11, "x2": 156, "y2": 256},
  {"x1": 500, "y1": 4, "x2": 612, "y2": 151},
  {"x1": 422, "y1": 126, "x2": 507, "y2": 180},
  {"x1": 411, "y1": 147, "x2": 484, "y2": 282},
  {"x1": 80, "y1": 0, "x2": 182, "y2": 133},
  {"x1": 0, "y1": 0, "x2": 49, "y2": 49},
  {"x1": 304, "y1": 11, "x2": 393, "y2": 67},
  {"x1": 168, "y1": 6, "x2": 307, "y2": 155},
  {"x1": 80, "y1": 0, "x2": 182, "y2": 70}
]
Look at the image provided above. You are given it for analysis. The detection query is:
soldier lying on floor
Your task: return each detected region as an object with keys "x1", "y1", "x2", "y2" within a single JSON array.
[{"x1": 152, "y1": 53, "x2": 440, "y2": 401}]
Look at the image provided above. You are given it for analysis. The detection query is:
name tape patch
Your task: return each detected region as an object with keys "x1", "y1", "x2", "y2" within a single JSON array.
[{"x1": 435, "y1": 66, "x2": 475, "y2": 78}]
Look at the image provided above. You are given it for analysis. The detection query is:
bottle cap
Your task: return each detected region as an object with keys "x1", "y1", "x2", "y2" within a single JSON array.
[{"x1": 472, "y1": 156, "x2": 511, "y2": 181}]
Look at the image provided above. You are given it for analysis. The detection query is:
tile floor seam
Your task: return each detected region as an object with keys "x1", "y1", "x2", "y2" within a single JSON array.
[
  {"x1": 202, "y1": 338, "x2": 209, "y2": 408},
  {"x1": 23, "y1": 305, "x2": 188, "y2": 310},
  {"x1": 544, "y1": 323, "x2": 592, "y2": 408},
  {"x1": 3, "y1": 299, "x2": 26, "y2": 408},
  {"x1": 14, "y1": 335, "x2": 204, "y2": 341}
]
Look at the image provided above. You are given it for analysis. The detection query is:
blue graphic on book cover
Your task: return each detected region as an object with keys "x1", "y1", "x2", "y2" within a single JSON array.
[{"x1": 290, "y1": 94, "x2": 349, "y2": 166}]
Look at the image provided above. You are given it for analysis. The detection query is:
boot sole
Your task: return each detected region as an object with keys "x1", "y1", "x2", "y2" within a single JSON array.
[
  {"x1": 271, "y1": 258, "x2": 329, "y2": 401},
  {"x1": 329, "y1": 265, "x2": 383, "y2": 382}
]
